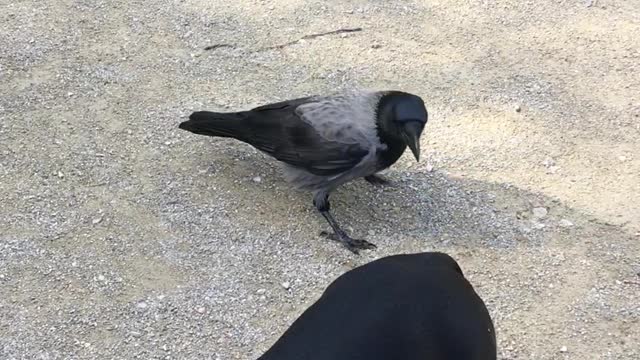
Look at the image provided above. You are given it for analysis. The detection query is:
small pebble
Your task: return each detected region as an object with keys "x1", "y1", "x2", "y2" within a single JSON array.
[
  {"x1": 281, "y1": 281, "x2": 291, "y2": 290},
  {"x1": 559, "y1": 219, "x2": 574, "y2": 227},
  {"x1": 97, "y1": 274, "x2": 105, "y2": 281},
  {"x1": 560, "y1": 346, "x2": 568, "y2": 353},
  {"x1": 252, "y1": 176, "x2": 262, "y2": 183},
  {"x1": 136, "y1": 301, "x2": 148, "y2": 309},
  {"x1": 532, "y1": 207, "x2": 548, "y2": 219},
  {"x1": 92, "y1": 217, "x2": 103, "y2": 224},
  {"x1": 196, "y1": 306, "x2": 205, "y2": 313},
  {"x1": 547, "y1": 166, "x2": 559, "y2": 174},
  {"x1": 532, "y1": 222, "x2": 546, "y2": 230},
  {"x1": 425, "y1": 163, "x2": 434, "y2": 172},
  {"x1": 542, "y1": 158, "x2": 556, "y2": 167},
  {"x1": 515, "y1": 104, "x2": 522, "y2": 112}
]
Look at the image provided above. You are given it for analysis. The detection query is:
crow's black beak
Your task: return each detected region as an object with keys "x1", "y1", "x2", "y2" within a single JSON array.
[{"x1": 401, "y1": 122, "x2": 422, "y2": 162}]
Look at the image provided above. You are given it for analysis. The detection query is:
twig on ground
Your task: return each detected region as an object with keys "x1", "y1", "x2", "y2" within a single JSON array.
[
  {"x1": 202, "y1": 28, "x2": 363, "y2": 52},
  {"x1": 261, "y1": 27, "x2": 363, "y2": 51},
  {"x1": 203, "y1": 44, "x2": 235, "y2": 51}
]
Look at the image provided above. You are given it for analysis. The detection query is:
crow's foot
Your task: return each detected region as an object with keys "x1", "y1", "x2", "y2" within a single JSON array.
[
  {"x1": 320, "y1": 230, "x2": 377, "y2": 254},
  {"x1": 364, "y1": 174, "x2": 392, "y2": 186}
]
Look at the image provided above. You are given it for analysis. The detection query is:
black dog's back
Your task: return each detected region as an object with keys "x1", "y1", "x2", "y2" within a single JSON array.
[{"x1": 258, "y1": 252, "x2": 496, "y2": 360}]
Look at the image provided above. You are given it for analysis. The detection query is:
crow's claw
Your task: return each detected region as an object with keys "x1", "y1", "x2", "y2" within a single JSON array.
[
  {"x1": 320, "y1": 231, "x2": 377, "y2": 254},
  {"x1": 364, "y1": 174, "x2": 392, "y2": 186}
]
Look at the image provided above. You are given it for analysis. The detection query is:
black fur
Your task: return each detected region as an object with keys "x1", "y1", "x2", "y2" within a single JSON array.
[{"x1": 258, "y1": 252, "x2": 496, "y2": 360}]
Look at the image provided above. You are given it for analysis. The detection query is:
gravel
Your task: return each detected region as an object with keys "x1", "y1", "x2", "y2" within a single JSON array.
[{"x1": 1, "y1": 0, "x2": 639, "y2": 359}]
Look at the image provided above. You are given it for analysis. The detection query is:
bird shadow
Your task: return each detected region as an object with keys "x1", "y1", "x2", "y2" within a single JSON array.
[
  {"x1": 184, "y1": 143, "x2": 595, "y2": 251},
  {"x1": 170, "y1": 139, "x2": 635, "y2": 257}
]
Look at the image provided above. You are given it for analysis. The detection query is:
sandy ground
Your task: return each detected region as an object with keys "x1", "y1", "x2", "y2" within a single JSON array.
[{"x1": 1, "y1": 0, "x2": 639, "y2": 359}]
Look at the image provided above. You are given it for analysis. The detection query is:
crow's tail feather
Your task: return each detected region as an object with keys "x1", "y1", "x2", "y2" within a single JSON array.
[{"x1": 179, "y1": 111, "x2": 248, "y2": 139}]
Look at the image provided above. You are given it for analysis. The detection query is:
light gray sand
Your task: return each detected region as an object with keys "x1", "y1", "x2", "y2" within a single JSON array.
[{"x1": 1, "y1": 1, "x2": 639, "y2": 359}]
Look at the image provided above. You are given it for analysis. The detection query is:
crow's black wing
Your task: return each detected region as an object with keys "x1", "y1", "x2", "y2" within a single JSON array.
[{"x1": 241, "y1": 98, "x2": 370, "y2": 176}]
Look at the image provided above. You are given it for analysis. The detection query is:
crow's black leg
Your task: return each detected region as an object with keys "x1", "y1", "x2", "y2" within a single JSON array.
[
  {"x1": 364, "y1": 174, "x2": 392, "y2": 186},
  {"x1": 313, "y1": 191, "x2": 376, "y2": 254}
]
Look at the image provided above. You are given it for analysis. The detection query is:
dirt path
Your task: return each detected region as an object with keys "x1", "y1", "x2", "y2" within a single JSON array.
[{"x1": 1, "y1": 1, "x2": 638, "y2": 359}]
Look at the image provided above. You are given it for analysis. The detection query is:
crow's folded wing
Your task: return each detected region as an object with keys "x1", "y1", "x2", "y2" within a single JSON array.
[{"x1": 240, "y1": 97, "x2": 371, "y2": 177}]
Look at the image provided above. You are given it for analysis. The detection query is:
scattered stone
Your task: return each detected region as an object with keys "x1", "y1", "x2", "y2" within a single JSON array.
[
  {"x1": 516, "y1": 210, "x2": 529, "y2": 220},
  {"x1": 559, "y1": 219, "x2": 574, "y2": 227},
  {"x1": 257, "y1": 289, "x2": 266, "y2": 295},
  {"x1": 532, "y1": 222, "x2": 546, "y2": 230},
  {"x1": 252, "y1": 176, "x2": 262, "y2": 183},
  {"x1": 92, "y1": 217, "x2": 103, "y2": 224},
  {"x1": 425, "y1": 163, "x2": 434, "y2": 172},
  {"x1": 515, "y1": 104, "x2": 522, "y2": 112},
  {"x1": 547, "y1": 166, "x2": 559, "y2": 174},
  {"x1": 542, "y1": 158, "x2": 556, "y2": 167},
  {"x1": 532, "y1": 207, "x2": 548, "y2": 219},
  {"x1": 560, "y1": 346, "x2": 568, "y2": 353},
  {"x1": 196, "y1": 306, "x2": 205, "y2": 314},
  {"x1": 281, "y1": 281, "x2": 291, "y2": 290},
  {"x1": 618, "y1": 155, "x2": 627, "y2": 162},
  {"x1": 136, "y1": 301, "x2": 148, "y2": 309},
  {"x1": 97, "y1": 274, "x2": 105, "y2": 281}
]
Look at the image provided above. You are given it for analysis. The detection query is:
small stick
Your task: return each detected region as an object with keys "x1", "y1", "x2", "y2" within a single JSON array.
[
  {"x1": 202, "y1": 28, "x2": 363, "y2": 52},
  {"x1": 203, "y1": 44, "x2": 235, "y2": 51},
  {"x1": 260, "y1": 27, "x2": 363, "y2": 51}
]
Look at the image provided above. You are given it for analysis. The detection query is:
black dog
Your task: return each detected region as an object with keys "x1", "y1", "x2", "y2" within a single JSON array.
[{"x1": 258, "y1": 252, "x2": 496, "y2": 360}]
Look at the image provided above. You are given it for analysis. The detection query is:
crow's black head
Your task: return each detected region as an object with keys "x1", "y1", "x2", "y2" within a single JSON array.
[{"x1": 376, "y1": 91, "x2": 428, "y2": 161}]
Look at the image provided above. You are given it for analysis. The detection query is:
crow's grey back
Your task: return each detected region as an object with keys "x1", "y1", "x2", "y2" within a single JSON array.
[{"x1": 295, "y1": 91, "x2": 385, "y2": 149}]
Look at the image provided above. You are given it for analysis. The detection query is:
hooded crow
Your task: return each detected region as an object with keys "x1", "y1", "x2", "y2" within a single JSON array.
[
  {"x1": 179, "y1": 90, "x2": 428, "y2": 253},
  {"x1": 257, "y1": 252, "x2": 497, "y2": 360}
]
